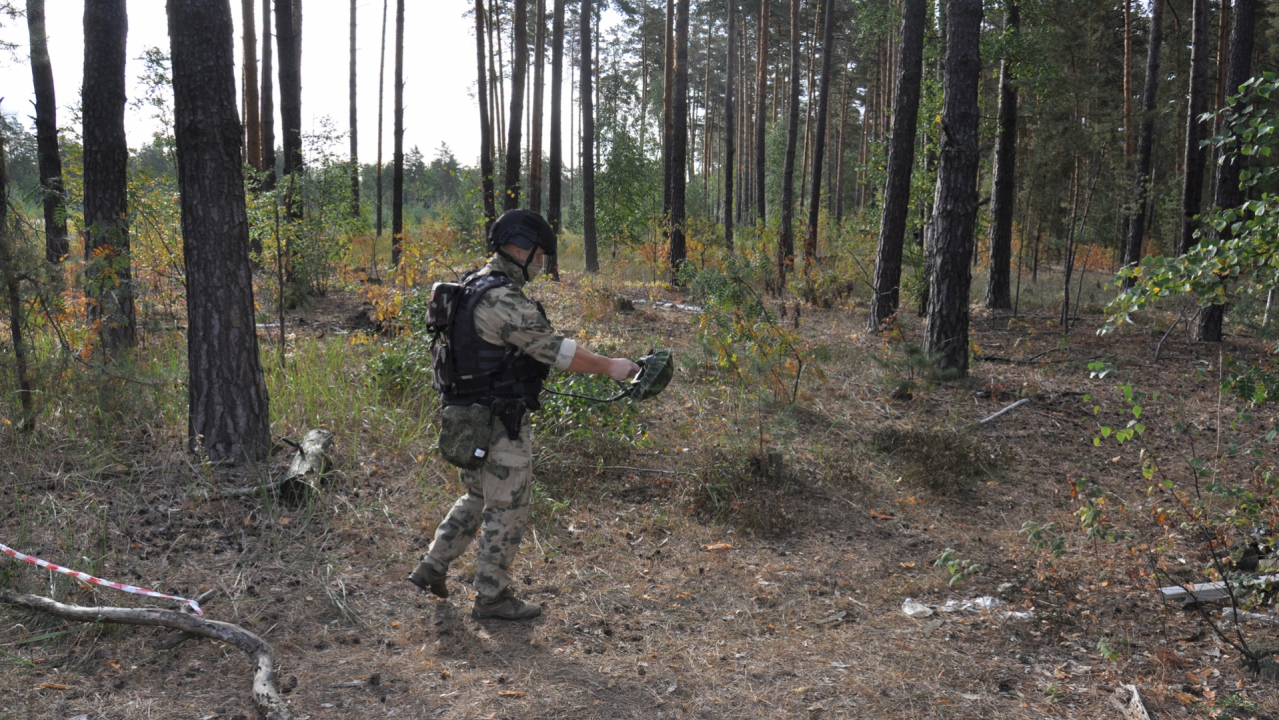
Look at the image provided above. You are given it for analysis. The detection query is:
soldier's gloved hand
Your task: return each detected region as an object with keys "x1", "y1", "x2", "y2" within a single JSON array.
[{"x1": 606, "y1": 358, "x2": 642, "y2": 383}]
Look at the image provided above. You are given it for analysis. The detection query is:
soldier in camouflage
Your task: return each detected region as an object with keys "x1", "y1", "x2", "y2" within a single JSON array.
[{"x1": 408, "y1": 210, "x2": 639, "y2": 620}]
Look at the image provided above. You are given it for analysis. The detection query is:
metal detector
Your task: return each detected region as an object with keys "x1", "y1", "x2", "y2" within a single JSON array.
[{"x1": 543, "y1": 349, "x2": 674, "y2": 403}]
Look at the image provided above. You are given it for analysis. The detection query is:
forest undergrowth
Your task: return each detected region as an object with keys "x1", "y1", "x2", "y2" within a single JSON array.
[{"x1": 2, "y1": 231, "x2": 1278, "y2": 719}]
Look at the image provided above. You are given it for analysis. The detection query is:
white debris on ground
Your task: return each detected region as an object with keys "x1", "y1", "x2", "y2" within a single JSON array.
[{"x1": 902, "y1": 596, "x2": 1034, "y2": 621}]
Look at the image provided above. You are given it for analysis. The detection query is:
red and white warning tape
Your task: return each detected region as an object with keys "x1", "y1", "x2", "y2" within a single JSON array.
[{"x1": 0, "y1": 541, "x2": 203, "y2": 616}]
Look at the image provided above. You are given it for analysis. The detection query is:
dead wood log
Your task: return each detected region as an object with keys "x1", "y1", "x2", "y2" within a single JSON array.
[
  {"x1": 0, "y1": 588, "x2": 293, "y2": 719},
  {"x1": 221, "y1": 428, "x2": 335, "y2": 500}
]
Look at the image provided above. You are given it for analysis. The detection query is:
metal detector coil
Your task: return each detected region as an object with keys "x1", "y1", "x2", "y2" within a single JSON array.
[
  {"x1": 542, "y1": 348, "x2": 674, "y2": 403},
  {"x1": 627, "y1": 348, "x2": 673, "y2": 401}
]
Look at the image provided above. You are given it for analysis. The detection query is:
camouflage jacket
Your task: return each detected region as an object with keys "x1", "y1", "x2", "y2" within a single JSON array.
[{"x1": 468, "y1": 254, "x2": 576, "y2": 371}]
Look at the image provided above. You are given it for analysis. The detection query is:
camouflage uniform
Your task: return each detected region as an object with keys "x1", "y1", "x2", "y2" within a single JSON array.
[{"x1": 419, "y1": 254, "x2": 575, "y2": 600}]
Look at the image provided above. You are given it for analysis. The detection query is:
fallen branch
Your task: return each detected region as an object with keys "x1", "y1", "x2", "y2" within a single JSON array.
[
  {"x1": 221, "y1": 429, "x2": 335, "y2": 500},
  {"x1": 978, "y1": 398, "x2": 1030, "y2": 425},
  {"x1": 0, "y1": 588, "x2": 292, "y2": 719},
  {"x1": 982, "y1": 347, "x2": 1064, "y2": 365},
  {"x1": 569, "y1": 464, "x2": 701, "y2": 478}
]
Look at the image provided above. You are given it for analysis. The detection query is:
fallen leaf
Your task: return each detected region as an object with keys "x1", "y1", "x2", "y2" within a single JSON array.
[
  {"x1": 37, "y1": 683, "x2": 68, "y2": 691},
  {"x1": 1174, "y1": 692, "x2": 1197, "y2": 705},
  {"x1": 869, "y1": 510, "x2": 893, "y2": 520},
  {"x1": 498, "y1": 690, "x2": 525, "y2": 698},
  {"x1": 702, "y1": 542, "x2": 735, "y2": 551}
]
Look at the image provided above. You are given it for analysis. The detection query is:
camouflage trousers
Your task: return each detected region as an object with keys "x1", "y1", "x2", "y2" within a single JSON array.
[{"x1": 423, "y1": 413, "x2": 532, "y2": 600}]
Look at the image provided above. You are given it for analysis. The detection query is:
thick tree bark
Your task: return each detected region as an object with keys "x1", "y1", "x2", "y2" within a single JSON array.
[
  {"x1": 274, "y1": 0, "x2": 302, "y2": 182},
  {"x1": 503, "y1": 0, "x2": 528, "y2": 210},
  {"x1": 375, "y1": 0, "x2": 387, "y2": 237},
  {"x1": 260, "y1": 0, "x2": 276, "y2": 190},
  {"x1": 984, "y1": 0, "x2": 1019, "y2": 310},
  {"x1": 83, "y1": 0, "x2": 136, "y2": 351},
  {"x1": 475, "y1": 0, "x2": 496, "y2": 226},
  {"x1": 27, "y1": 0, "x2": 68, "y2": 264},
  {"x1": 1180, "y1": 0, "x2": 1210, "y2": 254},
  {"x1": 754, "y1": 0, "x2": 769, "y2": 226},
  {"x1": 546, "y1": 0, "x2": 564, "y2": 279},
  {"x1": 868, "y1": 0, "x2": 925, "y2": 330},
  {"x1": 0, "y1": 137, "x2": 35, "y2": 431},
  {"x1": 168, "y1": 0, "x2": 271, "y2": 463},
  {"x1": 723, "y1": 0, "x2": 736, "y2": 252},
  {"x1": 803, "y1": 0, "x2": 835, "y2": 266},
  {"x1": 529, "y1": 0, "x2": 546, "y2": 215},
  {"x1": 242, "y1": 0, "x2": 261, "y2": 172},
  {"x1": 923, "y1": 0, "x2": 982, "y2": 376},
  {"x1": 662, "y1": 0, "x2": 674, "y2": 230},
  {"x1": 668, "y1": 0, "x2": 689, "y2": 275},
  {"x1": 391, "y1": 0, "x2": 404, "y2": 266},
  {"x1": 777, "y1": 0, "x2": 801, "y2": 286},
  {"x1": 1197, "y1": 0, "x2": 1256, "y2": 342},
  {"x1": 581, "y1": 0, "x2": 599, "y2": 271},
  {"x1": 348, "y1": 0, "x2": 359, "y2": 217},
  {"x1": 1121, "y1": 0, "x2": 1163, "y2": 281}
]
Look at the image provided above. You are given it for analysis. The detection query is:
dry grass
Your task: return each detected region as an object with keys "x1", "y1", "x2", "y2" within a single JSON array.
[{"x1": 2, "y1": 264, "x2": 1279, "y2": 719}]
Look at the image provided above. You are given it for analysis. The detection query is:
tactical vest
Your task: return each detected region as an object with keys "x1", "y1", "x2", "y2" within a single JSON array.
[{"x1": 432, "y1": 273, "x2": 549, "y2": 408}]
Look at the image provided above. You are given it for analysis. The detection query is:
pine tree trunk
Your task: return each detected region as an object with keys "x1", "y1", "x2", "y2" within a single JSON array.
[
  {"x1": 260, "y1": 0, "x2": 276, "y2": 190},
  {"x1": 529, "y1": 0, "x2": 546, "y2": 215},
  {"x1": 723, "y1": 0, "x2": 735, "y2": 252},
  {"x1": 803, "y1": 0, "x2": 835, "y2": 267},
  {"x1": 0, "y1": 136, "x2": 35, "y2": 431},
  {"x1": 581, "y1": 0, "x2": 598, "y2": 272},
  {"x1": 547, "y1": 0, "x2": 564, "y2": 279},
  {"x1": 1123, "y1": 0, "x2": 1133, "y2": 161},
  {"x1": 984, "y1": 0, "x2": 1019, "y2": 310},
  {"x1": 167, "y1": 0, "x2": 271, "y2": 464},
  {"x1": 348, "y1": 0, "x2": 359, "y2": 217},
  {"x1": 662, "y1": 0, "x2": 674, "y2": 231},
  {"x1": 503, "y1": 0, "x2": 528, "y2": 210},
  {"x1": 1197, "y1": 0, "x2": 1255, "y2": 342},
  {"x1": 476, "y1": 0, "x2": 496, "y2": 226},
  {"x1": 1180, "y1": 0, "x2": 1210, "y2": 254},
  {"x1": 391, "y1": 0, "x2": 404, "y2": 266},
  {"x1": 242, "y1": 0, "x2": 261, "y2": 172},
  {"x1": 777, "y1": 0, "x2": 802, "y2": 286},
  {"x1": 868, "y1": 0, "x2": 924, "y2": 329},
  {"x1": 799, "y1": 0, "x2": 820, "y2": 214},
  {"x1": 1121, "y1": 0, "x2": 1164, "y2": 278},
  {"x1": 375, "y1": 0, "x2": 387, "y2": 237},
  {"x1": 923, "y1": 0, "x2": 983, "y2": 376},
  {"x1": 834, "y1": 65, "x2": 850, "y2": 226},
  {"x1": 83, "y1": 0, "x2": 136, "y2": 351},
  {"x1": 754, "y1": 0, "x2": 769, "y2": 226},
  {"x1": 26, "y1": 0, "x2": 68, "y2": 264},
  {"x1": 668, "y1": 0, "x2": 689, "y2": 275},
  {"x1": 274, "y1": 0, "x2": 302, "y2": 181}
]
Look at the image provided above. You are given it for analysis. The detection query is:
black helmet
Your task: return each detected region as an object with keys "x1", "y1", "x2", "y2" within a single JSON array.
[{"x1": 487, "y1": 209, "x2": 558, "y2": 256}]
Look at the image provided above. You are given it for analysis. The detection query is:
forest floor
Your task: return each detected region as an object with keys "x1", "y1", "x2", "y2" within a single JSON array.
[{"x1": 2, "y1": 267, "x2": 1278, "y2": 719}]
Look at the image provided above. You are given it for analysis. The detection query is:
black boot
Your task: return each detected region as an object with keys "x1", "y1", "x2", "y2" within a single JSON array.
[{"x1": 406, "y1": 561, "x2": 449, "y2": 598}]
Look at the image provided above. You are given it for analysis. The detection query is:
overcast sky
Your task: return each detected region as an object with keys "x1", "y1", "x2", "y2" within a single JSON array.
[{"x1": 0, "y1": 1, "x2": 610, "y2": 168}]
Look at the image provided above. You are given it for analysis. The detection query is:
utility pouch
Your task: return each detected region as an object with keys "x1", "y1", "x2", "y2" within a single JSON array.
[
  {"x1": 426, "y1": 282, "x2": 463, "y2": 332},
  {"x1": 437, "y1": 403, "x2": 492, "y2": 470},
  {"x1": 491, "y1": 398, "x2": 527, "y2": 441}
]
